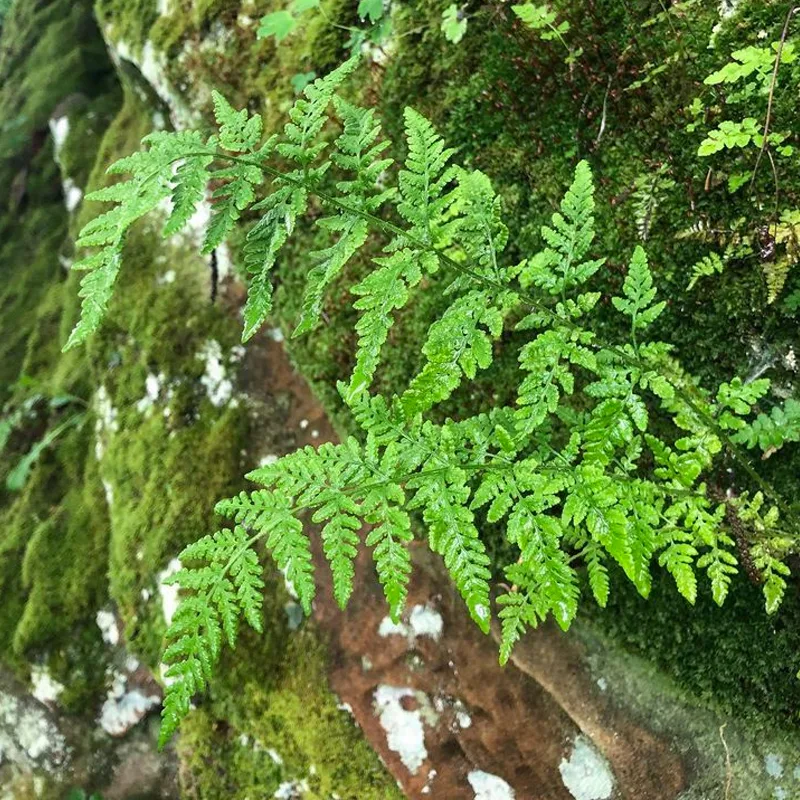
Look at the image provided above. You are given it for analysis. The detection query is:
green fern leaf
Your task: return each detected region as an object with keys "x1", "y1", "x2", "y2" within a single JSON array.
[
  {"x1": 497, "y1": 591, "x2": 535, "y2": 665},
  {"x1": 211, "y1": 91, "x2": 263, "y2": 153},
  {"x1": 409, "y1": 470, "x2": 491, "y2": 632},
  {"x1": 518, "y1": 160, "x2": 602, "y2": 294},
  {"x1": 363, "y1": 482, "x2": 413, "y2": 620},
  {"x1": 611, "y1": 246, "x2": 665, "y2": 328},
  {"x1": 159, "y1": 527, "x2": 264, "y2": 748}
]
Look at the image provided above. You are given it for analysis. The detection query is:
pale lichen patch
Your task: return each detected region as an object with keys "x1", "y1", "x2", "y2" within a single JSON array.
[
  {"x1": 374, "y1": 685, "x2": 429, "y2": 775},
  {"x1": 559, "y1": 735, "x2": 615, "y2": 800},
  {"x1": 467, "y1": 770, "x2": 516, "y2": 800}
]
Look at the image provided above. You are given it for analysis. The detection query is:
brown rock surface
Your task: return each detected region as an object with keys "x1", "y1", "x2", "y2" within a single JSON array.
[{"x1": 248, "y1": 327, "x2": 688, "y2": 800}]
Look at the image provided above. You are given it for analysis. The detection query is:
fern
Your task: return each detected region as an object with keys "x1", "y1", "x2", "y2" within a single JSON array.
[
  {"x1": 67, "y1": 59, "x2": 799, "y2": 745},
  {"x1": 159, "y1": 526, "x2": 264, "y2": 746},
  {"x1": 687, "y1": 252, "x2": 725, "y2": 290}
]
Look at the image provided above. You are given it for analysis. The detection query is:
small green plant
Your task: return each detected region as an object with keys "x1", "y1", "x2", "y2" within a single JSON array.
[
  {"x1": 441, "y1": 4, "x2": 468, "y2": 45},
  {"x1": 512, "y1": 3, "x2": 582, "y2": 65},
  {"x1": 65, "y1": 57, "x2": 798, "y2": 747},
  {"x1": 687, "y1": 24, "x2": 800, "y2": 301},
  {"x1": 0, "y1": 392, "x2": 86, "y2": 491}
]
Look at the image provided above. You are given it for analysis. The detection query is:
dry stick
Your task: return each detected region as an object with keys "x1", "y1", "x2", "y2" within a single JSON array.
[{"x1": 749, "y1": 4, "x2": 800, "y2": 201}]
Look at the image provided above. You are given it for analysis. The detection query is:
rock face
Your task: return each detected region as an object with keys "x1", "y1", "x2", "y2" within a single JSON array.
[{"x1": 312, "y1": 543, "x2": 682, "y2": 799}]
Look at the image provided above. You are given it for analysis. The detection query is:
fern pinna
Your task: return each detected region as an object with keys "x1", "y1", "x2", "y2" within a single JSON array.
[{"x1": 65, "y1": 56, "x2": 798, "y2": 746}]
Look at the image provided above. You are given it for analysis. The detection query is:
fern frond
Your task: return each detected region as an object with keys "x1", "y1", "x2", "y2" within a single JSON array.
[
  {"x1": 278, "y1": 55, "x2": 360, "y2": 166},
  {"x1": 294, "y1": 99, "x2": 394, "y2": 337},
  {"x1": 241, "y1": 185, "x2": 309, "y2": 341},
  {"x1": 203, "y1": 163, "x2": 263, "y2": 254},
  {"x1": 409, "y1": 469, "x2": 491, "y2": 632},
  {"x1": 401, "y1": 288, "x2": 516, "y2": 417},
  {"x1": 212, "y1": 90, "x2": 263, "y2": 153},
  {"x1": 454, "y1": 169, "x2": 509, "y2": 280},
  {"x1": 507, "y1": 502, "x2": 579, "y2": 631},
  {"x1": 733, "y1": 398, "x2": 800, "y2": 454},
  {"x1": 313, "y1": 492, "x2": 361, "y2": 608},
  {"x1": 611, "y1": 246, "x2": 666, "y2": 329},
  {"x1": 64, "y1": 131, "x2": 211, "y2": 350},
  {"x1": 216, "y1": 492, "x2": 315, "y2": 612},
  {"x1": 763, "y1": 256, "x2": 792, "y2": 304},
  {"x1": 687, "y1": 251, "x2": 725, "y2": 290},
  {"x1": 362, "y1": 482, "x2": 413, "y2": 620},
  {"x1": 518, "y1": 159, "x2": 603, "y2": 294},
  {"x1": 159, "y1": 527, "x2": 263, "y2": 748},
  {"x1": 398, "y1": 107, "x2": 458, "y2": 246},
  {"x1": 497, "y1": 591, "x2": 536, "y2": 665},
  {"x1": 163, "y1": 154, "x2": 213, "y2": 237},
  {"x1": 345, "y1": 250, "x2": 426, "y2": 401}
]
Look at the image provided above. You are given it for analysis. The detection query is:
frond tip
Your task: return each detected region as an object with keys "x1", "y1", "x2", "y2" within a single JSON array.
[{"x1": 158, "y1": 527, "x2": 264, "y2": 748}]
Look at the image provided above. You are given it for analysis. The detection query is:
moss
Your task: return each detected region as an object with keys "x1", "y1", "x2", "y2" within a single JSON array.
[
  {"x1": 584, "y1": 565, "x2": 800, "y2": 727},
  {"x1": 179, "y1": 583, "x2": 403, "y2": 799}
]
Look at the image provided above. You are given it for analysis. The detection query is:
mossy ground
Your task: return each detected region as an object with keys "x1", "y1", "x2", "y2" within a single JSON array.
[{"x1": 179, "y1": 590, "x2": 403, "y2": 800}]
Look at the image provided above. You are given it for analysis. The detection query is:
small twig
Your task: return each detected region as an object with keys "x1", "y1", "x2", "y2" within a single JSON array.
[
  {"x1": 719, "y1": 723, "x2": 733, "y2": 800},
  {"x1": 594, "y1": 75, "x2": 613, "y2": 146},
  {"x1": 749, "y1": 5, "x2": 799, "y2": 194}
]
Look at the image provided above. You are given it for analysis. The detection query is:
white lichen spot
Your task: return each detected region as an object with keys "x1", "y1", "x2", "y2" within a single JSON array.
[
  {"x1": 156, "y1": 0, "x2": 170, "y2": 15},
  {"x1": 267, "y1": 748, "x2": 284, "y2": 765},
  {"x1": 62, "y1": 178, "x2": 83, "y2": 212},
  {"x1": 765, "y1": 754, "x2": 784, "y2": 778},
  {"x1": 197, "y1": 340, "x2": 235, "y2": 407},
  {"x1": 409, "y1": 605, "x2": 444, "y2": 641},
  {"x1": 269, "y1": 327, "x2": 285, "y2": 343},
  {"x1": 96, "y1": 609, "x2": 120, "y2": 646},
  {"x1": 774, "y1": 787, "x2": 787, "y2": 800},
  {"x1": 374, "y1": 685, "x2": 428, "y2": 774},
  {"x1": 109, "y1": 38, "x2": 197, "y2": 129},
  {"x1": 718, "y1": 0, "x2": 742, "y2": 19},
  {"x1": 259, "y1": 454, "x2": 279, "y2": 467},
  {"x1": 559, "y1": 736, "x2": 615, "y2": 800},
  {"x1": 216, "y1": 241, "x2": 233, "y2": 281},
  {"x1": 48, "y1": 116, "x2": 70, "y2": 158},
  {"x1": 98, "y1": 670, "x2": 160, "y2": 736},
  {"x1": 456, "y1": 710, "x2": 472, "y2": 729},
  {"x1": 30, "y1": 666, "x2": 64, "y2": 706},
  {"x1": 280, "y1": 564, "x2": 299, "y2": 601},
  {"x1": 136, "y1": 372, "x2": 165, "y2": 415},
  {"x1": 158, "y1": 558, "x2": 182, "y2": 625},
  {"x1": 337, "y1": 701, "x2": 353, "y2": 715},
  {"x1": 596, "y1": 677, "x2": 608, "y2": 692},
  {"x1": 467, "y1": 770, "x2": 516, "y2": 800},
  {"x1": 379, "y1": 617, "x2": 409, "y2": 638},
  {"x1": 273, "y1": 780, "x2": 309, "y2": 799},
  {"x1": 94, "y1": 385, "x2": 119, "y2": 461},
  {"x1": 102, "y1": 479, "x2": 115, "y2": 508},
  {"x1": 125, "y1": 655, "x2": 140, "y2": 673},
  {"x1": 299, "y1": 418, "x2": 309, "y2": 430},
  {"x1": 379, "y1": 604, "x2": 444, "y2": 645},
  {"x1": 157, "y1": 269, "x2": 176, "y2": 285},
  {"x1": 0, "y1": 690, "x2": 68, "y2": 771}
]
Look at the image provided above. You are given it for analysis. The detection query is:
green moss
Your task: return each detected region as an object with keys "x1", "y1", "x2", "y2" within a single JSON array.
[
  {"x1": 179, "y1": 585, "x2": 403, "y2": 799},
  {"x1": 94, "y1": 0, "x2": 159, "y2": 50}
]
